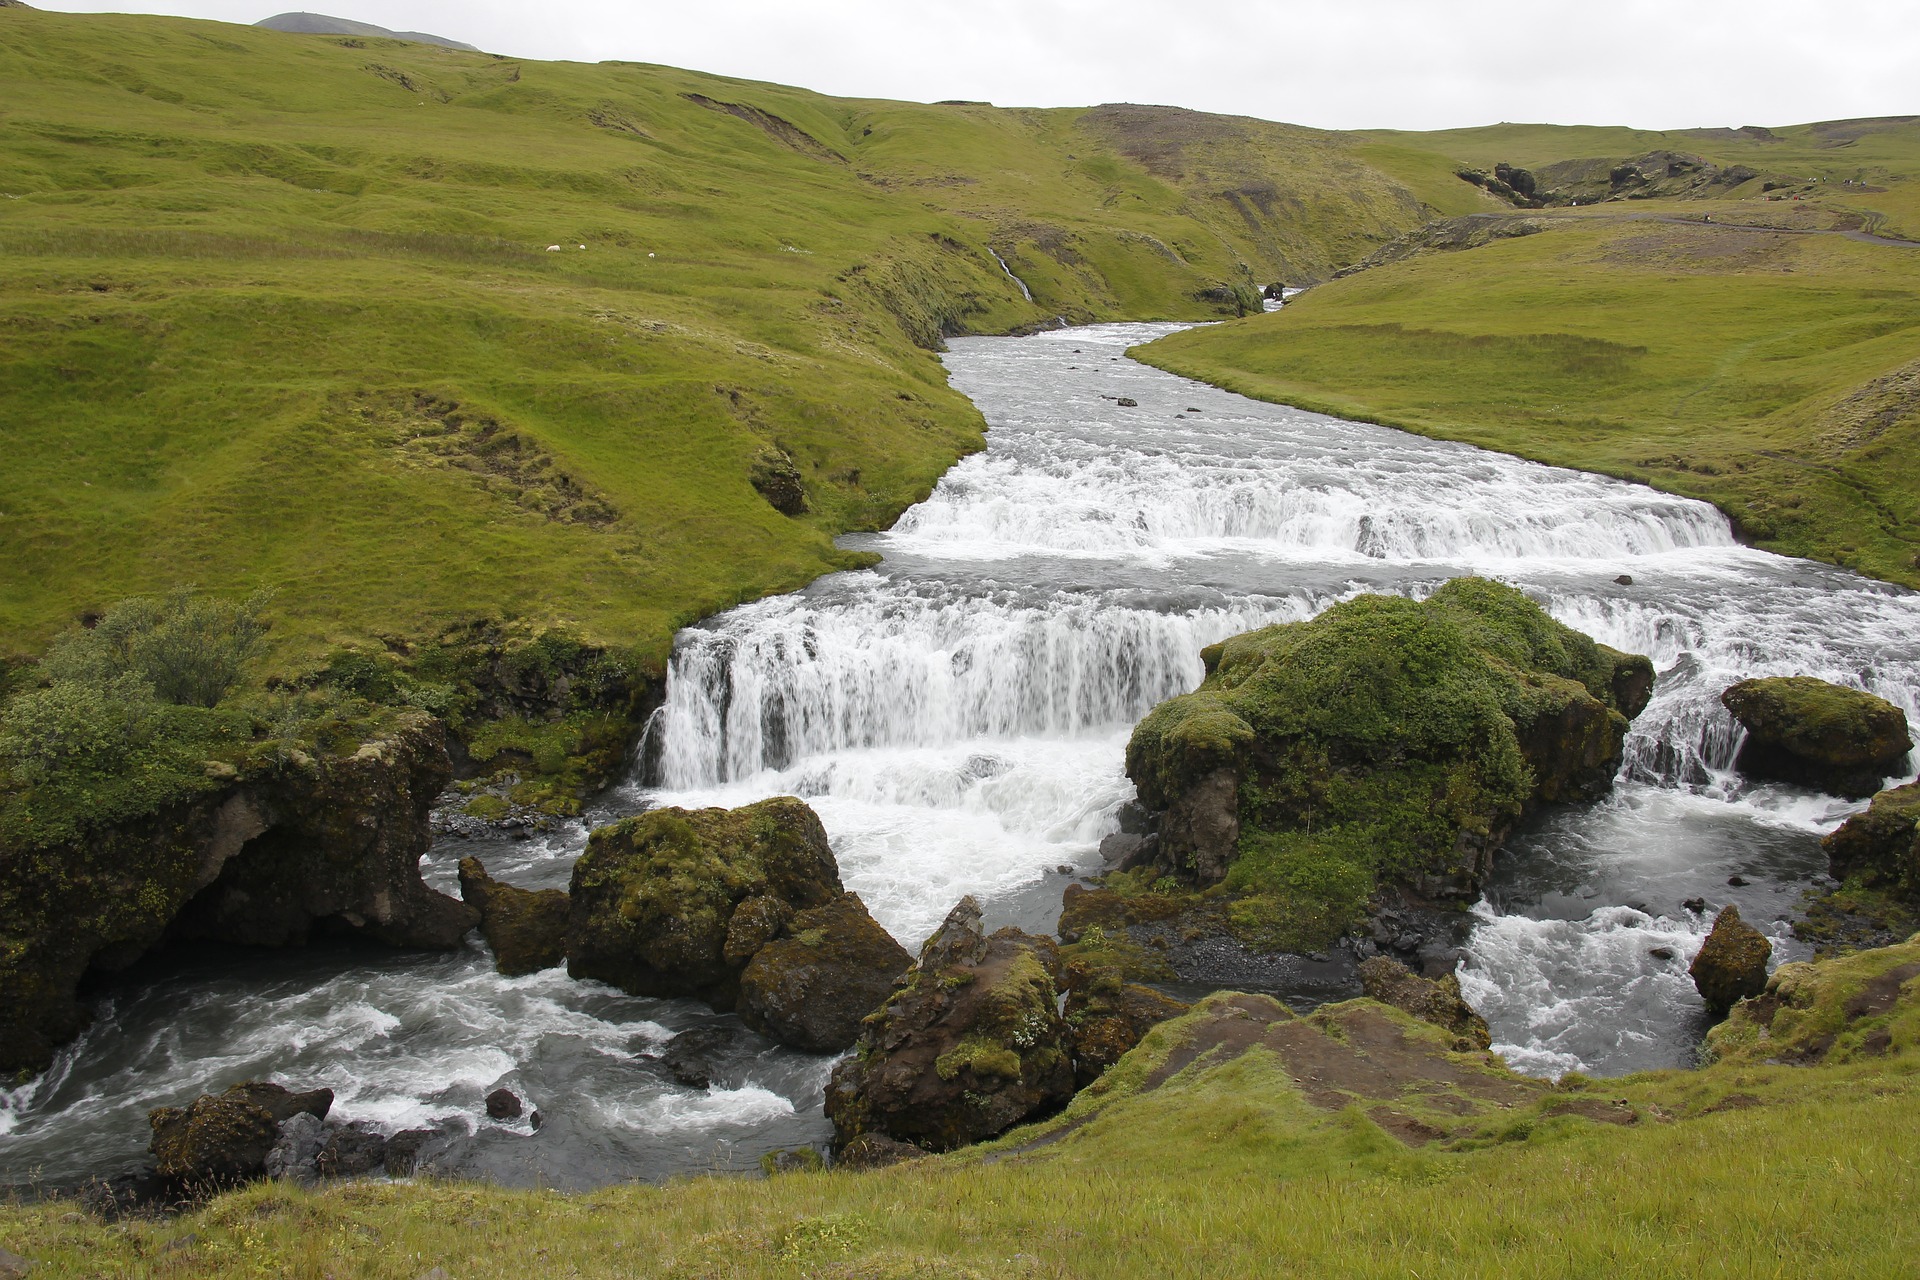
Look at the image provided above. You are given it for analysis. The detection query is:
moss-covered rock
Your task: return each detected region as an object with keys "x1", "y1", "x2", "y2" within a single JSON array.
[
  {"x1": 1061, "y1": 951, "x2": 1189, "y2": 1087},
  {"x1": 457, "y1": 857, "x2": 569, "y2": 976},
  {"x1": 1690, "y1": 905, "x2": 1773, "y2": 1017},
  {"x1": 1357, "y1": 955, "x2": 1491, "y2": 1050},
  {"x1": 0, "y1": 711, "x2": 476, "y2": 1077},
  {"x1": 737, "y1": 892, "x2": 912, "y2": 1053},
  {"x1": 1123, "y1": 579, "x2": 1652, "y2": 949},
  {"x1": 1721, "y1": 676, "x2": 1911, "y2": 798},
  {"x1": 1705, "y1": 933, "x2": 1920, "y2": 1066},
  {"x1": 1822, "y1": 780, "x2": 1920, "y2": 901},
  {"x1": 825, "y1": 897, "x2": 1074, "y2": 1153},
  {"x1": 149, "y1": 1082, "x2": 331, "y2": 1186},
  {"x1": 565, "y1": 796, "x2": 842, "y2": 1010}
]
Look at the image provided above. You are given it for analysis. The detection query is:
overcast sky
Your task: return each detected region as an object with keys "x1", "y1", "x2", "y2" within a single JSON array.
[{"x1": 29, "y1": 0, "x2": 1920, "y2": 132}]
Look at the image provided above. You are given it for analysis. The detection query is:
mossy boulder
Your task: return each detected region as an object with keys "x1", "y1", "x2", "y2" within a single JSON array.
[
  {"x1": 1061, "y1": 952, "x2": 1188, "y2": 1087},
  {"x1": 149, "y1": 1082, "x2": 332, "y2": 1186},
  {"x1": 1690, "y1": 905, "x2": 1773, "y2": 1017},
  {"x1": 565, "y1": 796, "x2": 842, "y2": 1010},
  {"x1": 1721, "y1": 676, "x2": 1911, "y2": 798},
  {"x1": 738, "y1": 892, "x2": 912, "y2": 1053},
  {"x1": 825, "y1": 897, "x2": 1074, "y2": 1153},
  {"x1": 1123, "y1": 579, "x2": 1652, "y2": 948},
  {"x1": 457, "y1": 856, "x2": 569, "y2": 976},
  {"x1": 1357, "y1": 955, "x2": 1491, "y2": 1051},
  {"x1": 0, "y1": 712, "x2": 475, "y2": 1077},
  {"x1": 1822, "y1": 781, "x2": 1920, "y2": 901},
  {"x1": 1706, "y1": 933, "x2": 1920, "y2": 1066}
]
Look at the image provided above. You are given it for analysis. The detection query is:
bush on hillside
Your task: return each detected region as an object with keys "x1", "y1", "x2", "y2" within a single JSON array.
[{"x1": 44, "y1": 587, "x2": 271, "y2": 709}]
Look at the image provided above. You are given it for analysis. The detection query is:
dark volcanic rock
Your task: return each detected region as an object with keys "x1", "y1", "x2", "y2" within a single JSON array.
[
  {"x1": 1123, "y1": 579, "x2": 1653, "y2": 948},
  {"x1": 1358, "y1": 955, "x2": 1491, "y2": 1050},
  {"x1": 749, "y1": 448, "x2": 809, "y2": 515},
  {"x1": 2, "y1": 712, "x2": 476, "y2": 1077},
  {"x1": 1823, "y1": 780, "x2": 1920, "y2": 900},
  {"x1": 825, "y1": 897, "x2": 1074, "y2": 1153},
  {"x1": 485, "y1": 1088, "x2": 524, "y2": 1120},
  {"x1": 383, "y1": 1128, "x2": 441, "y2": 1177},
  {"x1": 1062, "y1": 955, "x2": 1188, "y2": 1087},
  {"x1": 150, "y1": 1089, "x2": 281, "y2": 1185},
  {"x1": 835, "y1": 1131, "x2": 928, "y2": 1170},
  {"x1": 1690, "y1": 905, "x2": 1773, "y2": 1017},
  {"x1": 317, "y1": 1123, "x2": 388, "y2": 1178},
  {"x1": 566, "y1": 796, "x2": 843, "y2": 1012},
  {"x1": 738, "y1": 892, "x2": 912, "y2": 1053},
  {"x1": 659, "y1": 1025, "x2": 736, "y2": 1089},
  {"x1": 1722, "y1": 676, "x2": 1911, "y2": 798},
  {"x1": 458, "y1": 856, "x2": 569, "y2": 975},
  {"x1": 264, "y1": 1112, "x2": 326, "y2": 1181}
]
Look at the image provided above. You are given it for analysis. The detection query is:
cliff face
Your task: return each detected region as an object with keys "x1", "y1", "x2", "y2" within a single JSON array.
[
  {"x1": 1120, "y1": 579, "x2": 1652, "y2": 949},
  {"x1": 0, "y1": 711, "x2": 474, "y2": 1076}
]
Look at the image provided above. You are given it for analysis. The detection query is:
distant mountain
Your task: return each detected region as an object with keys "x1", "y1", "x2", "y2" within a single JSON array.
[{"x1": 255, "y1": 11, "x2": 479, "y2": 52}]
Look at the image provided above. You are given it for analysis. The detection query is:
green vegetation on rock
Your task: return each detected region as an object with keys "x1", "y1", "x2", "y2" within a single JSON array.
[
  {"x1": 1124, "y1": 578, "x2": 1651, "y2": 949},
  {"x1": 1722, "y1": 675, "x2": 1912, "y2": 798}
]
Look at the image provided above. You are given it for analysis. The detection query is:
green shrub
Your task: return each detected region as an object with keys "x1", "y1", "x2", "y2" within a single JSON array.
[
  {"x1": 0, "y1": 674, "x2": 159, "y2": 783},
  {"x1": 46, "y1": 588, "x2": 271, "y2": 708}
]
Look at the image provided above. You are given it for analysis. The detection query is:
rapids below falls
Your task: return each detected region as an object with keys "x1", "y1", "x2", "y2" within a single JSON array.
[{"x1": 7, "y1": 322, "x2": 1919, "y2": 1190}]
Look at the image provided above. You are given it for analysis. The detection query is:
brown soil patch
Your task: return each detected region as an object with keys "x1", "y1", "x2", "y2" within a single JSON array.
[
  {"x1": 1844, "y1": 962, "x2": 1920, "y2": 1019},
  {"x1": 1542, "y1": 1096, "x2": 1639, "y2": 1126}
]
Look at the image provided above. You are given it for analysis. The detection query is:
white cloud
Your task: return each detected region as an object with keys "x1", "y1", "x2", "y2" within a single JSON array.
[{"x1": 26, "y1": 0, "x2": 1920, "y2": 131}]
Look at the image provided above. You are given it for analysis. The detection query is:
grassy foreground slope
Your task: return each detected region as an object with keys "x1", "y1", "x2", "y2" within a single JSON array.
[
  {"x1": 5, "y1": 939, "x2": 1918, "y2": 1278},
  {"x1": 1140, "y1": 207, "x2": 1920, "y2": 586},
  {"x1": 0, "y1": 6, "x2": 1474, "y2": 670}
]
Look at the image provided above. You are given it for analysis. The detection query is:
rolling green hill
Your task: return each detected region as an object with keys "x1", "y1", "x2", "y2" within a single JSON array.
[{"x1": 0, "y1": 5, "x2": 1476, "y2": 675}]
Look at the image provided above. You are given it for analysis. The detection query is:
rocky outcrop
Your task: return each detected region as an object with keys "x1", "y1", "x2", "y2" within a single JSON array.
[
  {"x1": 1062, "y1": 952, "x2": 1188, "y2": 1087},
  {"x1": 738, "y1": 892, "x2": 913, "y2": 1053},
  {"x1": 568, "y1": 797, "x2": 906, "y2": 1051},
  {"x1": 1722, "y1": 677, "x2": 1910, "y2": 798},
  {"x1": 825, "y1": 898, "x2": 1075, "y2": 1153},
  {"x1": 1690, "y1": 905, "x2": 1773, "y2": 1017},
  {"x1": 0, "y1": 711, "x2": 477, "y2": 1076},
  {"x1": 149, "y1": 1082, "x2": 333, "y2": 1186},
  {"x1": 458, "y1": 856, "x2": 568, "y2": 975},
  {"x1": 1705, "y1": 934, "x2": 1920, "y2": 1066},
  {"x1": 1358, "y1": 956, "x2": 1491, "y2": 1051},
  {"x1": 1822, "y1": 781, "x2": 1920, "y2": 900},
  {"x1": 749, "y1": 448, "x2": 809, "y2": 516},
  {"x1": 1122, "y1": 579, "x2": 1653, "y2": 951}
]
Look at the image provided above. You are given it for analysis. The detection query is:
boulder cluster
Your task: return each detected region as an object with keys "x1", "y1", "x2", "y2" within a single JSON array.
[{"x1": 147, "y1": 1081, "x2": 443, "y2": 1190}]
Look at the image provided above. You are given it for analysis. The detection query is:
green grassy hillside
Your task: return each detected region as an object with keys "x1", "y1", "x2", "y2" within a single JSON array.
[
  {"x1": 0, "y1": 6, "x2": 1469, "y2": 673},
  {"x1": 1139, "y1": 206, "x2": 1920, "y2": 586},
  {"x1": 5, "y1": 938, "x2": 1918, "y2": 1277}
]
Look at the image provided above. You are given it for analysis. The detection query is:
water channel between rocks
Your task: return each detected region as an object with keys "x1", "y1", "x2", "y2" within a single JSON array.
[{"x1": 7, "y1": 322, "x2": 1918, "y2": 1190}]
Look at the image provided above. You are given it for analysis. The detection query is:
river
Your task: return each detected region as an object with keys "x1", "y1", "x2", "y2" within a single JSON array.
[{"x1": 4, "y1": 321, "x2": 1916, "y2": 1189}]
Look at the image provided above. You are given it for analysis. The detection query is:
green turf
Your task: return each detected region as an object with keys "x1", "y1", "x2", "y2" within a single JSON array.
[
  {"x1": 1138, "y1": 207, "x2": 1920, "y2": 586},
  {"x1": 0, "y1": 7, "x2": 1468, "y2": 673}
]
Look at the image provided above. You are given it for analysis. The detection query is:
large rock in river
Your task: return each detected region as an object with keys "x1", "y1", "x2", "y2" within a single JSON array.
[
  {"x1": 1122, "y1": 579, "x2": 1653, "y2": 948},
  {"x1": 0, "y1": 711, "x2": 476, "y2": 1077},
  {"x1": 1722, "y1": 676, "x2": 1910, "y2": 798},
  {"x1": 149, "y1": 1081, "x2": 333, "y2": 1186},
  {"x1": 737, "y1": 892, "x2": 912, "y2": 1053},
  {"x1": 566, "y1": 797, "x2": 843, "y2": 1010},
  {"x1": 1822, "y1": 781, "x2": 1920, "y2": 901},
  {"x1": 826, "y1": 897, "x2": 1075, "y2": 1153},
  {"x1": 459, "y1": 856, "x2": 568, "y2": 975},
  {"x1": 1690, "y1": 905, "x2": 1772, "y2": 1017}
]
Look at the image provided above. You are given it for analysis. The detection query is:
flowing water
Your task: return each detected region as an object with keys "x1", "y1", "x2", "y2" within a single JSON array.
[{"x1": 6, "y1": 322, "x2": 1918, "y2": 1188}]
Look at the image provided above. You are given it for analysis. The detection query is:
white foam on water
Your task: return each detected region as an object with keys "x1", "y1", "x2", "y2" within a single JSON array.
[{"x1": 588, "y1": 1084, "x2": 797, "y2": 1135}]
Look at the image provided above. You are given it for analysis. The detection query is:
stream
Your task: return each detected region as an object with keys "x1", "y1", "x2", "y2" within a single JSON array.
[{"x1": 5, "y1": 321, "x2": 1917, "y2": 1189}]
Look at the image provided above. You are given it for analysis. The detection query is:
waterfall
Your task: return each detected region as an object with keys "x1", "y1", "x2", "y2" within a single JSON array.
[{"x1": 988, "y1": 246, "x2": 1034, "y2": 302}]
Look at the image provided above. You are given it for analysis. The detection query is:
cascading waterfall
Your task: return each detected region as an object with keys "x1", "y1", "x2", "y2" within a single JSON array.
[
  {"x1": 987, "y1": 246, "x2": 1034, "y2": 302},
  {"x1": 11, "y1": 320, "x2": 1920, "y2": 1192}
]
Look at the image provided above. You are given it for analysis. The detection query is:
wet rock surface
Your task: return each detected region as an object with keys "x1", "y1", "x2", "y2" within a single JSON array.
[
  {"x1": 738, "y1": 892, "x2": 912, "y2": 1053},
  {"x1": 1690, "y1": 905, "x2": 1774, "y2": 1017},
  {"x1": 1723, "y1": 676, "x2": 1911, "y2": 798},
  {"x1": 458, "y1": 856, "x2": 569, "y2": 975},
  {"x1": 826, "y1": 898, "x2": 1074, "y2": 1153},
  {"x1": 1822, "y1": 780, "x2": 1920, "y2": 900}
]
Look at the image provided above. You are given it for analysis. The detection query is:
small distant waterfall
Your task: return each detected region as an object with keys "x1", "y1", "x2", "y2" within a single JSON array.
[{"x1": 988, "y1": 246, "x2": 1033, "y2": 302}]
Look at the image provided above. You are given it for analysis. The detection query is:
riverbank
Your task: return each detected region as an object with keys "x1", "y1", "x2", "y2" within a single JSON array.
[{"x1": 1135, "y1": 206, "x2": 1920, "y2": 590}]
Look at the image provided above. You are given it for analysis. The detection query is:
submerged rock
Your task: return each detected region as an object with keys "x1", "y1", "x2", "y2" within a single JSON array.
[
  {"x1": 1357, "y1": 955, "x2": 1491, "y2": 1051},
  {"x1": 1722, "y1": 676, "x2": 1910, "y2": 798},
  {"x1": 738, "y1": 892, "x2": 912, "y2": 1053},
  {"x1": 1123, "y1": 579, "x2": 1653, "y2": 949},
  {"x1": 2, "y1": 712, "x2": 477, "y2": 1076},
  {"x1": 825, "y1": 897, "x2": 1074, "y2": 1153},
  {"x1": 1823, "y1": 780, "x2": 1920, "y2": 900},
  {"x1": 566, "y1": 797, "x2": 842, "y2": 1010},
  {"x1": 1690, "y1": 905, "x2": 1773, "y2": 1017},
  {"x1": 458, "y1": 856, "x2": 568, "y2": 975},
  {"x1": 658, "y1": 1025, "x2": 736, "y2": 1089}
]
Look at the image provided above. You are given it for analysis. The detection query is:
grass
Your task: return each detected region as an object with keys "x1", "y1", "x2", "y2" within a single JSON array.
[
  {"x1": 1137, "y1": 205, "x2": 1920, "y2": 586},
  {"x1": 0, "y1": 7, "x2": 1466, "y2": 676},
  {"x1": 4, "y1": 956, "x2": 1917, "y2": 1278}
]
